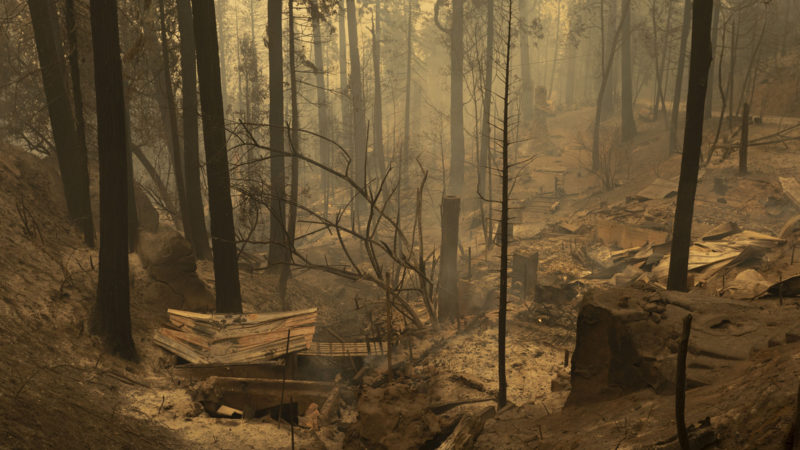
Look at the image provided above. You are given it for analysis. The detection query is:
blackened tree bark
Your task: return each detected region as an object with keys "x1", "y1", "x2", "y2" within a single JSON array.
[
  {"x1": 346, "y1": 0, "x2": 368, "y2": 202},
  {"x1": 288, "y1": 0, "x2": 300, "y2": 248},
  {"x1": 216, "y1": 0, "x2": 228, "y2": 108},
  {"x1": 122, "y1": 87, "x2": 139, "y2": 252},
  {"x1": 449, "y1": 0, "x2": 465, "y2": 196},
  {"x1": 371, "y1": 0, "x2": 386, "y2": 178},
  {"x1": 620, "y1": 0, "x2": 636, "y2": 140},
  {"x1": 668, "y1": 0, "x2": 692, "y2": 154},
  {"x1": 90, "y1": 0, "x2": 135, "y2": 359},
  {"x1": 667, "y1": 0, "x2": 713, "y2": 292},
  {"x1": 28, "y1": 0, "x2": 95, "y2": 247},
  {"x1": 310, "y1": 0, "x2": 332, "y2": 218},
  {"x1": 160, "y1": 0, "x2": 191, "y2": 237},
  {"x1": 177, "y1": 0, "x2": 212, "y2": 260},
  {"x1": 267, "y1": 0, "x2": 289, "y2": 268},
  {"x1": 704, "y1": 0, "x2": 720, "y2": 120},
  {"x1": 191, "y1": 0, "x2": 243, "y2": 312},
  {"x1": 338, "y1": 0, "x2": 351, "y2": 152},
  {"x1": 478, "y1": 0, "x2": 494, "y2": 205},
  {"x1": 591, "y1": 0, "x2": 628, "y2": 171},
  {"x1": 498, "y1": 0, "x2": 513, "y2": 409},
  {"x1": 519, "y1": 0, "x2": 532, "y2": 127},
  {"x1": 401, "y1": 0, "x2": 413, "y2": 190}
]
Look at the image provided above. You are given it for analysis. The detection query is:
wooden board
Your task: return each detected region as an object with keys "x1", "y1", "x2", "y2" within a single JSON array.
[
  {"x1": 301, "y1": 341, "x2": 389, "y2": 357},
  {"x1": 154, "y1": 308, "x2": 317, "y2": 364}
]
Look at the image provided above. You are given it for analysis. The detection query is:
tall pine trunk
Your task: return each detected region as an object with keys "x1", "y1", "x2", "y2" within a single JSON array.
[
  {"x1": 448, "y1": 0, "x2": 465, "y2": 196},
  {"x1": 346, "y1": 0, "x2": 368, "y2": 209},
  {"x1": 620, "y1": 0, "x2": 636, "y2": 140},
  {"x1": 310, "y1": 0, "x2": 332, "y2": 218},
  {"x1": 27, "y1": 0, "x2": 95, "y2": 247},
  {"x1": 401, "y1": 0, "x2": 413, "y2": 190},
  {"x1": 191, "y1": 0, "x2": 243, "y2": 313},
  {"x1": 288, "y1": 0, "x2": 300, "y2": 248},
  {"x1": 519, "y1": 0, "x2": 532, "y2": 125},
  {"x1": 216, "y1": 0, "x2": 228, "y2": 108},
  {"x1": 704, "y1": 0, "x2": 720, "y2": 119},
  {"x1": 667, "y1": 0, "x2": 713, "y2": 291},
  {"x1": 267, "y1": 0, "x2": 290, "y2": 268},
  {"x1": 90, "y1": 0, "x2": 135, "y2": 359},
  {"x1": 669, "y1": 0, "x2": 692, "y2": 154},
  {"x1": 371, "y1": 0, "x2": 386, "y2": 178},
  {"x1": 498, "y1": 0, "x2": 514, "y2": 409},
  {"x1": 177, "y1": 0, "x2": 212, "y2": 260},
  {"x1": 478, "y1": 0, "x2": 494, "y2": 246},
  {"x1": 338, "y1": 0, "x2": 351, "y2": 151},
  {"x1": 160, "y1": 0, "x2": 191, "y2": 235}
]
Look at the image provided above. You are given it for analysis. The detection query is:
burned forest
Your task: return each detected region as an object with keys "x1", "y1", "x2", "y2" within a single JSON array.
[{"x1": 6, "y1": 0, "x2": 800, "y2": 447}]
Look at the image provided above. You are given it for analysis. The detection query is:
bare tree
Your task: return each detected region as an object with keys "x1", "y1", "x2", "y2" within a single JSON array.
[
  {"x1": 90, "y1": 0, "x2": 135, "y2": 359},
  {"x1": 668, "y1": 0, "x2": 692, "y2": 154},
  {"x1": 159, "y1": 0, "x2": 191, "y2": 234},
  {"x1": 667, "y1": 0, "x2": 714, "y2": 292},
  {"x1": 435, "y1": 0, "x2": 465, "y2": 196},
  {"x1": 497, "y1": 0, "x2": 514, "y2": 409},
  {"x1": 591, "y1": 0, "x2": 630, "y2": 171},
  {"x1": 620, "y1": 0, "x2": 636, "y2": 140},
  {"x1": 309, "y1": 0, "x2": 333, "y2": 218},
  {"x1": 192, "y1": 0, "x2": 243, "y2": 313},
  {"x1": 346, "y1": 0, "x2": 369, "y2": 211},
  {"x1": 268, "y1": 0, "x2": 290, "y2": 268},
  {"x1": 371, "y1": 0, "x2": 386, "y2": 178},
  {"x1": 177, "y1": 0, "x2": 212, "y2": 260},
  {"x1": 27, "y1": 0, "x2": 95, "y2": 247}
]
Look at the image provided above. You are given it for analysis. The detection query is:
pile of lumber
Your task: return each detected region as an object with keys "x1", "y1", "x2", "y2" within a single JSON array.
[{"x1": 154, "y1": 308, "x2": 317, "y2": 364}]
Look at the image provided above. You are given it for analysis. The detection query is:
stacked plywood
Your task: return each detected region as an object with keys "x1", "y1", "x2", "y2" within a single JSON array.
[{"x1": 154, "y1": 308, "x2": 317, "y2": 364}]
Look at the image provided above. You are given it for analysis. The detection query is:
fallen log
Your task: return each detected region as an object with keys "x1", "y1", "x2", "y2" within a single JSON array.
[{"x1": 437, "y1": 406, "x2": 495, "y2": 450}]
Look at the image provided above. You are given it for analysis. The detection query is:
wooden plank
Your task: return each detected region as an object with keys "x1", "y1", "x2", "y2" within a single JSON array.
[
  {"x1": 300, "y1": 341, "x2": 389, "y2": 357},
  {"x1": 167, "y1": 307, "x2": 318, "y2": 324},
  {"x1": 154, "y1": 308, "x2": 318, "y2": 364}
]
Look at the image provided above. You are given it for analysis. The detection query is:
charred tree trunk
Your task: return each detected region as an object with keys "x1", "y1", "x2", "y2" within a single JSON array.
[
  {"x1": 27, "y1": 0, "x2": 95, "y2": 247},
  {"x1": 122, "y1": 86, "x2": 139, "y2": 253},
  {"x1": 288, "y1": 0, "x2": 299, "y2": 249},
  {"x1": 177, "y1": 0, "x2": 212, "y2": 260},
  {"x1": 620, "y1": 0, "x2": 636, "y2": 140},
  {"x1": 439, "y1": 196, "x2": 460, "y2": 321},
  {"x1": 666, "y1": 0, "x2": 713, "y2": 292},
  {"x1": 160, "y1": 0, "x2": 191, "y2": 235},
  {"x1": 267, "y1": 0, "x2": 290, "y2": 268},
  {"x1": 479, "y1": 0, "x2": 494, "y2": 247},
  {"x1": 498, "y1": 0, "x2": 514, "y2": 409},
  {"x1": 310, "y1": 0, "x2": 332, "y2": 218},
  {"x1": 346, "y1": 0, "x2": 368, "y2": 206},
  {"x1": 519, "y1": 0, "x2": 533, "y2": 125},
  {"x1": 89, "y1": 0, "x2": 135, "y2": 359},
  {"x1": 64, "y1": 0, "x2": 97, "y2": 244},
  {"x1": 449, "y1": 0, "x2": 465, "y2": 196},
  {"x1": 704, "y1": 0, "x2": 720, "y2": 120},
  {"x1": 191, "y1": 0, "x2": 243, "y2": 312},
  {"x1": 338, "y1": 0, "x2": 351, "y2": 151},
  {"x1": 401, "y1": 0, "x2": 413, "y2": 190},
  {"x1": 591, "y1": 0, "x2": 629, "y2": 172},
  {"x1": 668, "y1": 0, "x2": 692, "y2": 154},
  {"x1": 371, "y1": 0, "x2": 386, "y2": 178},
  {"x1": 548, "y1": 0, "x2": 561, "y2": 99},
  {"x1": 216, "y1": 0, "x2": 228, "y2": 108}
]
